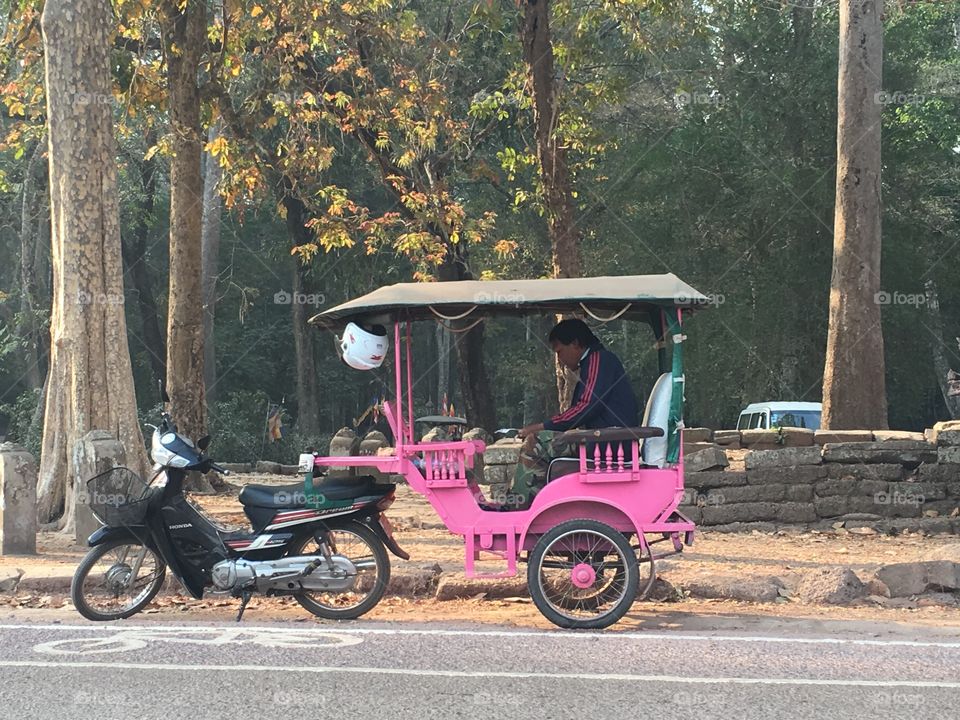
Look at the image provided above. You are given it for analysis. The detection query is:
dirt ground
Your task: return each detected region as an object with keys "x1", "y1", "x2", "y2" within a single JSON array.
[{"x1": 3, "y1": 473, "x2": 960, "y2": 628}]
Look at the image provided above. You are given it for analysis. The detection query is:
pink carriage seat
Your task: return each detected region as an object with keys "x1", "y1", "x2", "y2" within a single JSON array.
[{"x1": 545, "y1": 372, "x2": 673, "y2": 480}]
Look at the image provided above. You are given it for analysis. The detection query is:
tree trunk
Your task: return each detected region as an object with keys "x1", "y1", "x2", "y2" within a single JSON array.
[
  {"x1": 162, "y1": 0, "x2": 207, "y2": 442},
  {"x1": 37, "y1": 0, "x2": 149, "y2": 528},
  {"x1": 18, "y1": 139, "x2": 46, "y2": 390},
  {"x1": 120, "y1": 129, "x2": 166, "y2": 385},
  {"x1": 924, "y1": 279, "x2": 960, "y2": 419},
  {"x1": 202, "y1": 120, "x2": 224, "y2": 406},
  {"x1": 437, "y1": 248, "x2": 496, "y2": 431},
  {"x1": 282, "y1": 193, "x2": 321, "y2": 437},
  {"x1": 436, "y1": 323, "x2": 451, "y2": 413},
  {"x1": 821, "y1": 0, "x2": 888, "y2": 430},
  {"x1": 520, "y1": 0, "x2": 583, "y2": 408}
]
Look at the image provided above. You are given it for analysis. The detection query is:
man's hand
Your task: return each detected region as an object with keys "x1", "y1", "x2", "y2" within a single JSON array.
[{"x1": 517, "y1": 422, "x2": 544, "y2": 440}]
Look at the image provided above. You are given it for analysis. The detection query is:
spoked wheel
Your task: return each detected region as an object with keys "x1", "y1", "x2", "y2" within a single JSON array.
[
  {"x1": 528, "y1": 519, "x2": 639, "y2": 629},
  {"x1": 290, "y1": 520, "x2": 390, "y2": 620},
  {"x1": 552, "y1": 539, "x2": 655, "y2": 611},
  {"x1": 71, "y1": 537, "x2": 166, "y2": 621}
]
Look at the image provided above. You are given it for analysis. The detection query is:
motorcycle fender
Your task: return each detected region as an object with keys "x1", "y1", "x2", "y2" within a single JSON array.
[
  {"x1": 86, "y1": 524, "x2": 153, "y2": 548},
  {"x1": 364, "y1": 514, "x2": 410, "y2": 560}
]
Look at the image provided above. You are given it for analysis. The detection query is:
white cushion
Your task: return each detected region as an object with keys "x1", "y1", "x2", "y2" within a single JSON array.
[{"x1": 641, "y1": 372, "x2": 672, "y2": 467}]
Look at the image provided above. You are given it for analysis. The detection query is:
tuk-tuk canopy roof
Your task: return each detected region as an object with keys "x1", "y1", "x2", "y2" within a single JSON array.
[{"x1": 309, "y1": 274, "x2": 707, "y2": 328}]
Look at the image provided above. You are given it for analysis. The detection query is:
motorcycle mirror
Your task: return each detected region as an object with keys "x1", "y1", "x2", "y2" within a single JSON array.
[{"x1": 197, "y1": 435, "x2": 211, "y2": 451}]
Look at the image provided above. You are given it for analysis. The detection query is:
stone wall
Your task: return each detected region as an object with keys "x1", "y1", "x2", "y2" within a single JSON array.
[
  {"x1": 314, "y1": 424, "x2": 960, "y2": 534},
  {"x1": 680, "y1": 422, "x2": 960, "y2": 533}
]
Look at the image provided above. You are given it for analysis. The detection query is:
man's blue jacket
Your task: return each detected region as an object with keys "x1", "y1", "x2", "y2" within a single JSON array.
[{"x1": 543, "y1": 342, "x2": 639, "y2": 432}]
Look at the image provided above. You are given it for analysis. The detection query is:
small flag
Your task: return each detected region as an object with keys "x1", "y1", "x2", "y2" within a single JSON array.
[{"x1": 267, "y1": 404, "x2": 284, "y2": 442}]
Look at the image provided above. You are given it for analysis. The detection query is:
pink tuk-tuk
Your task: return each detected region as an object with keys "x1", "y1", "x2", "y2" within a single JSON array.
[{"x1": 304, "y1": 274, "x2": 705, "y2": 629}]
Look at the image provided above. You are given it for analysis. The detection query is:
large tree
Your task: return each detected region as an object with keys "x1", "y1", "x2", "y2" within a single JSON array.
[
  {"x1": 36, "y1": 0, "x2": 148, "y2": 528},
  {"x1": 821, "y1": 0, "x2": 888, "y2": 429},
  {"x1": 161, "y1": 0, "x2": 208, "y2": 443}
]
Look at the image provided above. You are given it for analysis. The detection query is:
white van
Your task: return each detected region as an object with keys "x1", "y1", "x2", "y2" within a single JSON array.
[{"x1": 736, "y1": 402, "x2": 822, "y2": 431}]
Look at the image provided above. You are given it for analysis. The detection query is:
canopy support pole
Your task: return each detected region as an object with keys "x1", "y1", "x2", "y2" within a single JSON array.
[
  {"x1": 406, "y1": 321, "x2": 414, "y2": 443},
  {"x1": 393, "y1": 322, "x2": 405, "y2": 451}
]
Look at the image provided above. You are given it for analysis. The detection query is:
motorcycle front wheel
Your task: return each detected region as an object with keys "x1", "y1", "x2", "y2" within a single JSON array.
[
  {"x1": 290, "y1": 520, "x2": 390, "y2": 620},
  {"x1": 71, "y1": 537, "x2": 167, "y2": 621}
]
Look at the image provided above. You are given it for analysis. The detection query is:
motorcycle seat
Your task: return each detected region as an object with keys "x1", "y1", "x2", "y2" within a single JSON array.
[{"x1": 238, "y1": 476, "x2": 389, "y2": 508}]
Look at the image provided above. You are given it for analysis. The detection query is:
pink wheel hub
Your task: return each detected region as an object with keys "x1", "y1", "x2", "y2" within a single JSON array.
[{"x1": 571, "y1": 563, "x2": 597, "y2": 589}]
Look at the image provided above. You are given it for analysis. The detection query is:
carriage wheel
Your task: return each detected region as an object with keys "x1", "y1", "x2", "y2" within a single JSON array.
[{"x1": 527, "y1": 519, "x2": 639, "y2": 629}]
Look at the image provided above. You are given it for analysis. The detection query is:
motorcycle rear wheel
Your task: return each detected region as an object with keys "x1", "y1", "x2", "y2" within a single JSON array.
[{"x1": 290, "y1": 520, "x2": 390, "y2": 620}]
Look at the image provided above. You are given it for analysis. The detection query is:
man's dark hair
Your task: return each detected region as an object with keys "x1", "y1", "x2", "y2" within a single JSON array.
[{"x1": 548, "y1": 319, "x2": 599, "y2": 347}]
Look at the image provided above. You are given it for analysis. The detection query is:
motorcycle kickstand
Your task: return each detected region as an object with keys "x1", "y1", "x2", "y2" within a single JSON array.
[{"x1": 236, "y1": 589, "x2": 252, "y2": 622}]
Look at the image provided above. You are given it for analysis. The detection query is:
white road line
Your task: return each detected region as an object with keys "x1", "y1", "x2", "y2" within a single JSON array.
[
  {"x1": 0, "y1": 660, "x2": 959, "y2": 688},
  {"x1": 2, "y1": 623, "x2": 960, "y2": 649}
]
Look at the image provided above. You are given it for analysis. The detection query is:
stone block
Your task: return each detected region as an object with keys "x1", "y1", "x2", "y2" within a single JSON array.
[
  {"x1": 826, "y1": 463, "x2": 904, "y2": 482},
  {"x1": 929, "y1": 421, "x2": 960, "y2": 446},
  {"x1": 797, "y1": 568, "x2": 866, "y2": 604},
  {"x1": 0, "y1": 443, "x2": 37, "y2": 555},
  {"x1": 745, "y1": 446, "x2": 821, "y2": 470},
  {"x1": 683, "y1": 574, "x2": 784, "y2": 603},
  {"x1": 676, "y1": 504, "x2": 703, "y2": 524},
  {"x1": 463, "y1": 427, "x2": 493, "y2": 445},
  {"x1": 73, "y1": 430, "x2": 130, "y2": 544},
  {"x1": 741, "y1": 430, "x2": 780, "y2": 447},
  {"x1": 779, "y1": 428, "x2": 815, "y2": 447},
  {"x1": 682, "y1": 427, "x2": 713, "y2": 443},
  {"x1": 938, "y1": 447, "x2": 960, "y2": 465},
  {"x1": 873, "y1": 430, "x2": 927, "y2": 442},
  {"x1": 776, "y1": 502, "x2": 817, "y2": 523},
  {"x1": 746, "y1": 465, "x2": 825, "y2": 485},
  {"x1": 918, "y1": 463, "x2": 960, "y2": 483},
  {"x1": 712, "y1": 432, "x2": 741, "y2": 449},
  {"x1": 685, "y1": 470, "x2": 748, "y2": 489},
  {"x1": 482, "y1": 464, "x2": 511, "y2": 485},
  {"x1": 813, "y1": 495, "x2": 848, "y2": 518},
  {"x1": 683, "y1": 442, "x2": 718, "y2": 455},
  {"x1": 255, "y1": 460, "x2": 281, "y2": 474},
  {"x1": 329, "y1": 427, "x2": 360, "y2": 456},
  {"x1": 814, "y1": 430, "x2": 873, "y2": 445},
  {"x1": 483, "y1": 442, "x2": 522, "y2": 466},
  {"x1": 685, "y1": 447, "x2": 729, "y2": 472},
  {"x1": 359, "y1": 431, "x2": 389, "y2": 456},
  {"x1": 701, "y1": 502, "x2": 778, "y2": 524},
  {"x1": 873, "y1": 561, "x2": 960, "y2": 597},
  {"x1": 815, "y1": 478, "x2": 859, "y2": 497},
  {"x1": 821, "y1": 441, "x2": 937, "y2": 466}
]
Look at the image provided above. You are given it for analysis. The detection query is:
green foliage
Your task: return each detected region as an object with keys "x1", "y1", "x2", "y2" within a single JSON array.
[{"x1": 0, "y1": 387, "x2": 42, "y2": 458}]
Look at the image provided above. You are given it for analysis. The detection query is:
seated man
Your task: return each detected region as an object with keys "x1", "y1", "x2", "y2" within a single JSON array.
[{"x1": 511, "y1": 319, "x2": 639, "y2": 507}]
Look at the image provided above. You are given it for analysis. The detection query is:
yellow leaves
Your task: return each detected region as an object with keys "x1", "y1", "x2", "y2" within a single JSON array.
[
  {"x1": 494, "y1": 239, "x2": 518, "y2": 258},
  {"x1": 204, "y1": 135, "x2": 231, "y2": 167},
  {"x1": 251, "y1": 6, "x2": 264, "y2": 17}
]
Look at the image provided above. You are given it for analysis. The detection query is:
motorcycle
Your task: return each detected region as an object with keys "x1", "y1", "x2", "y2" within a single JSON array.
[{"x1": 71, "y1": 403, "x2": 407, "y2": 622}]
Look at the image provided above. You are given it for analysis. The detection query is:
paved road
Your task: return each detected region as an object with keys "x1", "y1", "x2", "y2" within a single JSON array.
[{"x1": 1, "y1": 619, "x2": 959, "y2": 719}]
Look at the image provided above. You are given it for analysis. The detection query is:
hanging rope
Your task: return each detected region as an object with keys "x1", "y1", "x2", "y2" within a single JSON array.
[
  {"x1": 433, "y1": 317, "x2": 485, "y2": 333},
  {"x1": 428, "y1": 305, "x2": 478, "y2": 321},
  {"x1": 578, "y1": 302, "x2": 633, "y2": 322}
]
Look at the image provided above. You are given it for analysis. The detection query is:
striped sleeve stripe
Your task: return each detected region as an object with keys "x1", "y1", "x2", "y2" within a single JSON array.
[{"x1": 551, "y1": 352, "x2": 600, "y2": 423}]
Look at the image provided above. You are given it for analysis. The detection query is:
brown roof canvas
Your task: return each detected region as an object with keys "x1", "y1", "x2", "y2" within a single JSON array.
[{"x1": 309, "y1": 273, "x2": 707, "y2": 327}]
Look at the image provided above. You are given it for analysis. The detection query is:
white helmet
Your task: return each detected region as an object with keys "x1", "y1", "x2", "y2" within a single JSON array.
[{"x1": 339, "y1": 322, "x2": 388, "y2": 370}]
